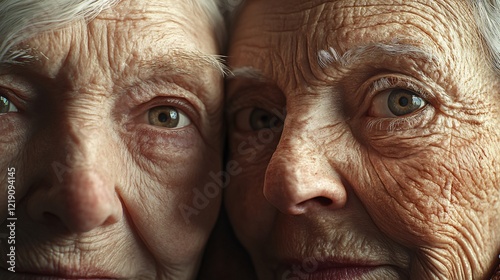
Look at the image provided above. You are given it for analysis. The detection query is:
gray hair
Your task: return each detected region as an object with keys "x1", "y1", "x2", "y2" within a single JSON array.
[
  {"x1": 472, "y1": 0, "x2": 500, "y2": 72},
  {"x1": 0, "y1": 0, "x2": 228, "y2": 64},
  {"x1": 0, "y1": 0, "x2": 119, "y2": 63}
]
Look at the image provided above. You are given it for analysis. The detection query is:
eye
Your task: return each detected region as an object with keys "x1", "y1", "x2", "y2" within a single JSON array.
[
  {"x1": 369, "y1": 88, "x2": 426, "y2": 117},
  {"x1": 0, "y1": 95, "x2": 18, "y2": 114},
  {"x1": 234, "y1": 107, "x2": 284, "y2": 131},
  {"x1": 148, "y1": 106, "x2": 191, "y2": 128}
]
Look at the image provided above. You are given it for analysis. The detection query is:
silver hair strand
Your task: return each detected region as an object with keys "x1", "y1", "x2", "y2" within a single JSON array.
[
  {"x1": 0, "y1": 0, "x2": 121, "y2": 64},
  {"x1": 472, "y1": 0, "x2": 500, "y2": 73}
]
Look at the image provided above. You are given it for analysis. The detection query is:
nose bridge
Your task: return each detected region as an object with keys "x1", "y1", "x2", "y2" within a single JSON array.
[
  {"x1": 263, "y1": 119, "x2": 348, "y2": 215},
  {"x1": 27, "y1": 108, "x2": 122, "y2": 233},
  {"x1": 267, "y1": 125, "x2": 326, "y2": 188},
  {"x1": 57, "y1": 115, "x2": 107, "y2": 170}
]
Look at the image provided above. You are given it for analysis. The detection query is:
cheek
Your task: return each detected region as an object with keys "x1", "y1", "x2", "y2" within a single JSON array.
[
  {"x1": 361, "y1": 139, "x2": 499, "y2": 248},
  {"x1": 122, "y1": 137, "x2": 222, "y2": 261}
]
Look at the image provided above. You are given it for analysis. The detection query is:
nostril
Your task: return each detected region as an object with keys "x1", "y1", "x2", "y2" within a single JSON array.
[
  {"x1": 40, "y1": 212, "x2": 69, "y2": 231},
  {"x1": 296, "y1": 196, "x2": 333, "y2": 210},
  {"x1": 313, "y1": 196, "x2": 333, "y2": 206}
]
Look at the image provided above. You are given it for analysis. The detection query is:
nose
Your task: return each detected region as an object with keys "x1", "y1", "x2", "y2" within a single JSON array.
[
  {"x1": 263, "y1": 130, "x2": 348, "y2": 215},
  {"x1": 27, "y1": 123, "x2": 122, "y2": 233}
]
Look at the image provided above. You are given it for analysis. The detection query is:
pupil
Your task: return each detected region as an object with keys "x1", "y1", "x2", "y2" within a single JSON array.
[
  {"x1": 158, "y1": 113, "x2": 169, "y2": 123},
  {"x1": 260, "y1": 115, "x2": 270, "y2": 125},
  {"x1": 399, "y1": 96, "x2": 409, "y2": 107}
]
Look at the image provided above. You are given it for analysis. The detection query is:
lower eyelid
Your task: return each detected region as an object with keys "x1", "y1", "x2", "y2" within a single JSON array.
[{"x1": 364, "y1": 105, "x2": 433, "y2": 132}]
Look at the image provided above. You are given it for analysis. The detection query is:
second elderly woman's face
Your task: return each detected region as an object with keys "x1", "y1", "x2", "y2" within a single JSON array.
[
  {"x1": 226, "y1": 0, "x2": 500, "y2": 279},
  {"x1": 0, "y1": 0, "x2": 223, "y2": 279}
]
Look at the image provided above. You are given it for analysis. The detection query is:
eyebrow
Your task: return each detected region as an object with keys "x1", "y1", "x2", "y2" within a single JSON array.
[
  {"x1": 317, "y1": 42, "x2": 440, "y2": 69},
  {"x1": 228, "y1": 66, "x2": 266, "y2": 81},
  {"x1": 0, "y1": 48, "x2": 43, "y2": 67},
  {"x1": 2, "y1": 47, "x2": 229, "y2": 78},
  {"x1": 139, "y1": 49, "x2": 229, "y2": 78},
  {"x1": 229, "y1": 43, "x2": 441, "y2": 82}
]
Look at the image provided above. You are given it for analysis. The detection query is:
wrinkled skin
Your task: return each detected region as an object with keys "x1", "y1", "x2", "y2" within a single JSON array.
[
  {"x1": 0, "y1": 0, "x2": 223, "y2": 279},
  {"x1": 225, "y1": 0, "x2": 500, "y2": 279}
]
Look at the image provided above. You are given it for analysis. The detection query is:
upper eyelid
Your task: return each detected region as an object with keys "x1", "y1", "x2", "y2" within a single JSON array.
[
  {"x1": 0, "y1": 88, "x2": 26, "y2": 112},
  {"x1": 226, "y1": 90, "x2": 285, "y2": 118},
  {"x1": 368, "y1": 76, "x2": 433, "y2": 102},
  {"x1": 125, "y1": 79, "x2": 205, "y2": 114},
  {"x1": 0, "y1": 74, "x2": 37, "y2": 103}
]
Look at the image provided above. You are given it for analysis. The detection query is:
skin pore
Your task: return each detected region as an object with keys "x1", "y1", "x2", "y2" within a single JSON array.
[
  {"x1": 0, "y1": 0, "x2": 223, "y2": 279},
  {"x1": 225, "y1": 0, "x2": 500, "y2": 279}
]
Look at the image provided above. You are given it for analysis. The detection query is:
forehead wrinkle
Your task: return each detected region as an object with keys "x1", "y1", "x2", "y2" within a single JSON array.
[{"x1": 95, "y1": 0, "x2": 201, "y2": 22}]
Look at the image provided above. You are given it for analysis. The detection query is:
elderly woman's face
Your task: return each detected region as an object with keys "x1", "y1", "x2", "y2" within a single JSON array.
[
  {"x1": 226, "y1": 0, "x2": 500, "y2": 279},
  {"x1": 0, "y1": 0, "x2": 222, "y2": 279}
]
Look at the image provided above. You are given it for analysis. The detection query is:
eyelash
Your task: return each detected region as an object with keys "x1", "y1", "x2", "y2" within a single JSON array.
[{"x1": 364, "y1": 76, "x2": 433, "y2": 131}]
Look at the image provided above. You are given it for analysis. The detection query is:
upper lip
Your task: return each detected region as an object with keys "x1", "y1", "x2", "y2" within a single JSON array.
[
  {"x1": 277, "y1": 256, "x2": 387, "y2": 274},
  {"x1": 276, "y1": 256, "x2": 405, "y2": 280},
  {"x1": 282, "y1": 257, "x2": 382, "y2": 268},
  {"x1": 266, "y1": 215, "x2": 410, "y2": 278},
  {"x1": 0, "y1": 245, "x2": 123, "y2": 279},
  {"x1": 1, "y1": 266, "x2": 119, "y2": 279}
]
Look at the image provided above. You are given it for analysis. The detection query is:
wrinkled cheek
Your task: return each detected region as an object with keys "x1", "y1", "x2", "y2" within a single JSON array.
[
  {"x1": 123, "y1": 143, "x2": 223, "y2": 262},
  {"x1": 361, "y1": 161, "x2": 458, "y2": 248},
  {"x1": 365, "y1": 193, "x2": 450, "y2": 248}
]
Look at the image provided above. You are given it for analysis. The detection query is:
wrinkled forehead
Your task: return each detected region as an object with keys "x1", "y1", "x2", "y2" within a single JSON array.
[
  {"x1": 9, "y1": 0, "x2": 223, "y2": 81},
  {"x1": 230, "y1": 0, "x2": 479, "y2": 70},
  {"x1": 94, "y1": 0, "x2": 210, "y2": 29}
]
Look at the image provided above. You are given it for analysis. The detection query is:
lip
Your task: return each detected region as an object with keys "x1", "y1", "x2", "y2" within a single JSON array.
[
  {"x1": 302, "y1": 266, "x2": 378, "y2": 280},
  {"x1": 278, "y1": 258, "x2": 390, "y2": 280},
  {"x1": 0, "y1": 267, "x2": 118, "y2": 280}
]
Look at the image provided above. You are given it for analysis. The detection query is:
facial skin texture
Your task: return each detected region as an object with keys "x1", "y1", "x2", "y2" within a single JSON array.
[
  {"x1": 0, "y1": 0, "x2": 223, "y2": 279},
  {"x1": 225, "y1": 0, "x2": 500, "y2": 279}
]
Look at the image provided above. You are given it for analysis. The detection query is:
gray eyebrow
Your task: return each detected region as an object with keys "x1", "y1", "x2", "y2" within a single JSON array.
[
  {"x1": 227, "y1": 66, "x2": 266, "y2": 81},
  {"x1": 132, "y1": 48, "x2": 230, "y2": 78},
  {"x1": 229, "y1": 43, "x2": 439, "y2": 82},
  {"x1": 317, "y1": 42, "x2": 440, "y2": 69}
]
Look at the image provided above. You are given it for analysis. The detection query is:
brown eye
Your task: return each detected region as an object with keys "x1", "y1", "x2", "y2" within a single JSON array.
[
  {"x1": 148, "y1": 106, "x2": 191, "y2": 128},
  {"x1": 369, "y1": 89, "x2": 426, "y2": 117},
  {"x1": 234, "y1": 107, "x2": 284, "y2": 131},
  {"x1": 250, "y1": 108, "x2": 283, "y2": 130},
  {"x1": 0, "y1": 95, "x2": 18, "y2": 114}
]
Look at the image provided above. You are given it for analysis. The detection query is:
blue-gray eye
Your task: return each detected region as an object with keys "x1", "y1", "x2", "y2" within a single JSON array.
[
  {"x1": 148, "y1": 106, "x2": 190, "y2": 128},
  {"x1": 0, "y1": 95, "x2": 18, "y2": 114},
  {"x1": 370, "y1": 89, "x2": 426, "y2": 117}
]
